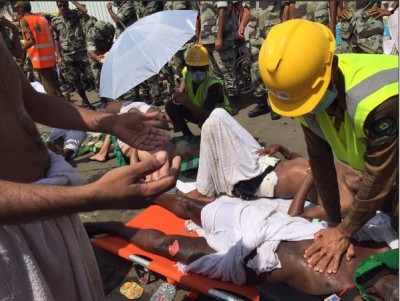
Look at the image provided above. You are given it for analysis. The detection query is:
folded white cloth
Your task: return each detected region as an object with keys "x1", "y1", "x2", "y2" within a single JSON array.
[
  {"x1": 196, "y1": 109, "x2": 279, "y2": 197},
  {"x1": 0, "y1": 151, "x2": 105, "y2": 301},
  {"x1": 179, "y1": 196, "x2": 324, "y2": 284}
]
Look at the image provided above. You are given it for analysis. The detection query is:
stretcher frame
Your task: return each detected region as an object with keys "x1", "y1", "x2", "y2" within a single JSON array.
[{"x1": 92, "y1": 205, "x2": 260, "y2": 300}]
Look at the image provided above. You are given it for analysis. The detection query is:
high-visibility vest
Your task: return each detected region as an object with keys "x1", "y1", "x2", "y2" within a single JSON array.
[
  {"x1": 183, "y1": 68, "x2": 232, "y2": 113},
  {"x1": 298, "y1": 54, "x2": 398, "y2": 171},
  {"x1": 21, "y1": 14, "x2": 56, "y2": 69}
]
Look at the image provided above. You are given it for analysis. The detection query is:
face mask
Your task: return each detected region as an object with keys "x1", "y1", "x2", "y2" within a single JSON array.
[
  {"x1": 190, "y1": 71, "x2": 206, "y2": 84},
  {"x1": 310, "y1": 85, "x2": 338, "y2": 114}
]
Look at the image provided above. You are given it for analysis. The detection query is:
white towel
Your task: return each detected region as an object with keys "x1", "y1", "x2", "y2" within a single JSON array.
[
  {"x1": 0, "y1": 151, "x2": 105, "y2": 301},
  {"x1": 196, "y1": 109, "x2": 279, "y2": 197},
  {"x1": 179, "y1": 196, "x2": 325, "y2": 284}
]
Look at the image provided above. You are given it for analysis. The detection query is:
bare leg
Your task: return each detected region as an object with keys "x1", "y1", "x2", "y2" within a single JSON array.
[
  {"x1": 184, "y1": 189, "x2": 215, "y2": 203},
  {"x1": 90, "y1": 134, "x2": 112, "y2": 162},
  {"x1": 84, "y1": 221, "x2": 215, "y2": 264}
]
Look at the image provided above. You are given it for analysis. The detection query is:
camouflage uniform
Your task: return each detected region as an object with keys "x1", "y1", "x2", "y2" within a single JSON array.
[
  {"x1": 244, "y1": 1, "x2": 282, "y2": 99},
  {"x1": 86, "y1": 21, "x2": 115, "y2": 91},
  {"x1": 199, "y1": 1, "x2": 238, "y2": 100},
  {"x1": 113, "y1": 1, "x2": 137, "y2": 39},
  {"x1": 336, "y1": 1, "x2": 384, "y2": 54},
  {"x1": 162, "y1": 1, "x2": 194, "y2": 92},
  {"x1": 133, "y1": 1, "x2": 165, "y2": 105},
  {"x1": 163, "y1": 1, "x2": 191, "y2": 11},
  {"x1": 52, "y1": 9, "x2": 93, "y2": 95},
  {"x1": 293, "y1": 1, "x2": 330, "y2": 26}
]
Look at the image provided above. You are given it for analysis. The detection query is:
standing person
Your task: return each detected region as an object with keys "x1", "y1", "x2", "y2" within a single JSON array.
[
  {"x1": 15, "y1": 1, "x2": 64, "y2": 99},
  {"x1": 52, "y1": 1, "x2": 95, "y2": 109},
  {"x1": 165, "y1": 44, "x2": 231, "y2": 136},
  {"x1": 0, "y1": 33, "x2": 179, "y2": 301},
  {"x1": 369, "y1": 2, "x2": 399, "y2": 54},
  {"x1": 259, "y1": 19, "x2": 398, "y2": 274},
  {"x1": 0, "y1": 15, "x2": 22, "y2": 59},
  {"x1": 86, "y1": 20, "x2": 115, "y2": 108},
  {"x1": 336, "y1": 1, "x2": 384, "y2": 54},
  {"x1": 106, "y1": 1, "x2": 142, "y2": 101},
  {"x1": 291, "y1": 1, "x2": 337, "y2": 35},
  {"x1": 238, "y1": 1, "x2": 284, "y2": 120},
  {"x1": 106, "y1": 1, "x2": 137, "y2": 39},
  {"x1": 198, "y1": 1, "x2": 239, "y2": 116}
]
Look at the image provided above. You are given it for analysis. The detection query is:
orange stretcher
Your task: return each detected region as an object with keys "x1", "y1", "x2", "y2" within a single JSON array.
[{"x1": 92, "y1": 205, "x2": 260, "y2": 300}]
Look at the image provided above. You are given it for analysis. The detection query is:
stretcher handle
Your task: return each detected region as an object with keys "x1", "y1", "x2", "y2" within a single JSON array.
[
  {"x1": 208, "y1": 288, "x2": 247, "y2": 301},
  {"x1": 128, "y1": 254, "x2": 151, "y2": 268}
]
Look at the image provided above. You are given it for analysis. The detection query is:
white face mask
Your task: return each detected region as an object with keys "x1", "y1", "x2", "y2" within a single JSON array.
[
  {"x1": 190, "y1": 71, "x2": 206, "y2": 84},
  {"x1": 310, "y1": 85, "x2": 338, "y2": 114}
]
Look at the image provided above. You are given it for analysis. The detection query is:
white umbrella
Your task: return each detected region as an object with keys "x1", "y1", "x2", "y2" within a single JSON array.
[{"x1": 100, "y1": 10, "x2": 197, "y2": 99}]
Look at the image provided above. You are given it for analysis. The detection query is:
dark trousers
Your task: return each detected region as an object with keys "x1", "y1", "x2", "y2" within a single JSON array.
[{"x1": 165, "y1": 99, "x2": 199, "y2": 136}]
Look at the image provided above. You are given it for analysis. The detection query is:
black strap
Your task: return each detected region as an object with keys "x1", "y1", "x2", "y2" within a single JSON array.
[{"x1": 233, "y1": 165, "x2": 275, "y2": 200}]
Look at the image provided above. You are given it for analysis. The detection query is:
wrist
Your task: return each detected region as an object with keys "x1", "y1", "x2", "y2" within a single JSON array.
[{"x1": 337, "y1": 224, "x2": 352, "y2": 239}]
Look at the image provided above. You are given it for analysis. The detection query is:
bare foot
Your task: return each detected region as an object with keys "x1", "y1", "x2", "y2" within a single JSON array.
[{"x1": 89, "y1": 153, "x2": 108, "y2": 162}]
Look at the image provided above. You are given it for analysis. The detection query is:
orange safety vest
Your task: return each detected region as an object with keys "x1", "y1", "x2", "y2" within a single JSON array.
[{"x1": 21, "y1": 14, "x2": 56, "y2": 69}]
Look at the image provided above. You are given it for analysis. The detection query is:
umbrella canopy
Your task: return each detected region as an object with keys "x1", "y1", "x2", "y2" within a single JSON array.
[{"x1": 100, "y1": 10, "x2": 197, "y2": 99}]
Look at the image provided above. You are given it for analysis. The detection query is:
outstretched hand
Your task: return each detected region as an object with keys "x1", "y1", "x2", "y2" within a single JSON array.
[
  {"x1": 112, "y1": 111, "x2": 170, "y2": 152},
  {"x1": 304, "y1": 227, "x2": 355, "y2": 274},
  {"x1": 256, "y1": 143, "x2": 280, "y2": 156},
  {"x1": 93, "y1": 151, "x2": 181, "y2": 209}
]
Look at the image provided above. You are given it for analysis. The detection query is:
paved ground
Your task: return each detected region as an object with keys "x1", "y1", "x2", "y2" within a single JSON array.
[{"x1": 36, "y1": 90, "x2": 307, "y2": 300}]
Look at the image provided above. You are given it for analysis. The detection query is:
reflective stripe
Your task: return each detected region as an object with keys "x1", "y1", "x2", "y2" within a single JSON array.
[
  {"x1": 346, "y1": 68, "x2": 398, "y2": 119},
  {"x1": 31, "y1": 55, "x2": 56, "y2": 62}
]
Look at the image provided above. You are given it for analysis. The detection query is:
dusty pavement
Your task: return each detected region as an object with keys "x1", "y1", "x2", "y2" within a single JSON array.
[{"x1": 36, "y1": 90, "x2": 307, "y2": 301}]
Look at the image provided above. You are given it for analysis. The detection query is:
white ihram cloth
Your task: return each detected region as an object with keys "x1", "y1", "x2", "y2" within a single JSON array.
[
  {"x1": 179, "y1": 196, "x2": 325, "y2": 285},
  {"x1": 196, "y1": 109, "x2": 279, "y2": 197},
  {"x1": 0, "y1": 151, "x2": 105, "y2": 301}
]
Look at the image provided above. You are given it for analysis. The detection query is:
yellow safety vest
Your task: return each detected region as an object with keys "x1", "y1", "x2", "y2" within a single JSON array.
[
  {"x1": 298, "y1": 54, "x2": 398, "y2": 171},
  {"x1": 183, "y1": 69, "x2": 231, "y2": 113}
]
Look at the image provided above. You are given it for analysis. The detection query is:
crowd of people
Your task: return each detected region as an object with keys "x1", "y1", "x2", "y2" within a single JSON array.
[{"x1": 0, "y1": 0, "x2": 399, "y2": 300}]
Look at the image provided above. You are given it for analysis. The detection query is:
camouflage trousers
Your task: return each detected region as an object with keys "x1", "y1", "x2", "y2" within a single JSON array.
[
  {"x1": 63, "y1": 51, "x2": 94, "y2": 92},
  {"x1": 90, "y1": 59, "x2": 102, "y2": 91},
  {"x1": 36, "y1": 67, "x2": 63, "y2": 97},
  {"x1": 336, "y1": 13, "x2": 384, "y2": 54},
  {"x1": 249, "y1": 41, "x2": 268, "y2": 99},
  {"x1": 203, "y1": 43, "x2": 238, "y2": 98}
]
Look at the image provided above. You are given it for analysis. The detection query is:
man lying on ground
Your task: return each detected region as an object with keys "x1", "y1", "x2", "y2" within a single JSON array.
[
  {"x1": 46, "y1": 128, "x2": 87, "y2": 162},
  {"x1": 85, "y1": 194, "x2": 398, "y2": 300},
  {"x1": 90, "y1": 100, "x2": 170, "y2": 165},
  {"x1": 189, "y1": 108, "x2": 362, "y2": 221}
]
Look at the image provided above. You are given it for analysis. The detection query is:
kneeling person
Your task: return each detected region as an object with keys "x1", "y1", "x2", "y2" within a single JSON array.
[{"x1": 165, "y1": 44, "x2": 232, "y2": 136}]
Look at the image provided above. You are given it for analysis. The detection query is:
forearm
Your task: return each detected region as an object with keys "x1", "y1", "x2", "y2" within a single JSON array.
[
  {"x1": 72, "y1": 1, "x2": 87, "y2": 14},
  {"x1": 240, "y1": 7, "x2": 250, "y2": 28},
  {"x1": 288, "y1": 170, "x2": 314, "y2": 216},
  {"x1": 22, "y1": 73, "x2": 117, "y2": 134},
  {"x1": 107, "y1": 8, "x2": 120, "y2": 24},
  {"x1": 278, "y1": 144, "x2": 302, "y2": 160},
  {"x1": 217, "y1": 8, "x2": 227, "y2": 40},
  {"x1": 21, "y1": 38, "x2": 34, "y2": 53},
  {"x1": 341, "y1": 137, "x2": 398, "y2": 233},
  {"x1": 302, "y1": 125, "x2": 341, "y2": 224},
  {"x1": 329, "y1": 1, "x2": 338, "y2": 31},
  {"x1": 0, "y1": 179, "x2": 93, "y2": 224},
  {"x1": 55, "y1": 40, "x2": 62, "y2": 58}
]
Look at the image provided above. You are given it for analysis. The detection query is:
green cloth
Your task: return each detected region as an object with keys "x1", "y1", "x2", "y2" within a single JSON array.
[{"x1": 354, "y1": 248, "x2": 399, "y2": 300}]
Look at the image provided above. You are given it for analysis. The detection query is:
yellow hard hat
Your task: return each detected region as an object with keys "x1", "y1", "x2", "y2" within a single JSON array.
[
  {"x1": 258, "y1": 19, "x2": 335, "y2": 117},
  {"x1": 185, "y1": 44, "x2": 209, "y2": 67}
]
